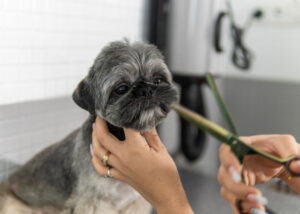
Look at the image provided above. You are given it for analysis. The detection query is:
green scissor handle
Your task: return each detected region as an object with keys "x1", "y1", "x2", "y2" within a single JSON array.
[
  {"x1": 284, "y1": 156, "x2": 300, "y2": 177},
  {"x1": 173, "y1": 73, "x2": 300, "y2": 214},
  {"x1": 227, "y1": 135, "x2": 300, "y2": 177},
  {"x1": 204, "y1": 73, "x2": 300, "y2": 177},
  {"x1": 171, "y1": 103, "x2": 300, "y2": 177},
  {"x1": 205, "y1": 73, "x2": 238, "y2": 135}
]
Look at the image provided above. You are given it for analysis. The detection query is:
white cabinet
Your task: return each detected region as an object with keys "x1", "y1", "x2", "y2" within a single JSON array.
[{"x1": 168, "y1": 0, "x2": 229, "y2": 75}]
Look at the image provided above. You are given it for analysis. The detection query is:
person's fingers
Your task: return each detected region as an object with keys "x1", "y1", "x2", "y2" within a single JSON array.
[
  {"x1": 239, "y1": 134, "x2": 288, "y2": 144},
  {"x1": 92, "y1": 129, "x2": 108, "y2": 159},
  {"x1": 95, "y1": 117, "x2": 110, "y2": 134},
  {"x1": 91, "y1": 156, "x2": 110, "y2": 177},
  {"x1": 270, "y1": 135, "x2": 298, "y2": 157},
  {"x1": 123, "y1": 128, "x2": 142, "y2": 140},
  {"x1": 221, "y1": 186, "x2": 267, "y2": 214},
  {"x1": 218, "y1": 165, "x2": 261, "y2": 200},
  {"x1": 143, "y1": 128, "x2": 164, "y2": 151},
  {"x1": 240, "y1": 135, "x2": 298, "y2": 158},
  {"x1": 220, "y1": 187, "x2": 236, "y2": 204},
  {"x1": 221, "y1": 189, "x2": 244, "y2": 214},
  {"x1": 92, "y1": 148, "x2": 120, "y2": 169},
  {"x1": 240, "y1": 200, "x2": 265, "y2": 213},
  {"x1": 289, "y1": 159, "x2": 300, "y2": 174},
  {"x1": 91, "y1": 131, "x2": 122, "y2": 168},
  {"x1": 242, "y1": 169, "x2": 257, "y2": 186},
  {"x1": 219, "y1": 144, "x2": 242, "y2": 175},
  {"x1": 241, "y1": 134, "x2": 295, "y2": 144},
  {"x1": 91, "y1": 156, "x2": 125, "y2": 182},
  {"x1": 229, "y1": 203, "x2": 241, "y2": 214},
  {"x1": 93, "y1": 118, "x2": 123, "y2": 153}
]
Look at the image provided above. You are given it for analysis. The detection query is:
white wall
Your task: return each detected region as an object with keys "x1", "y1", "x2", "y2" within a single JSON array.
[
  {"x1": 0, "y1": 0, "x2": 147, "y2": 180},
  {"x1": 164, "y1": 0, "x2": 300, "y2": 175},
  {"x1": 0, "y1": 97, "x2": 88, "y2": 180},
  {"x1": 168, "y1": 0, "x2": 214, "y2": 75},
  {"x1": 0, "y1": 0, "x2": 146, "y2": 105},
  {"x1": 222, "y1": 0, "x2": 300, "y2": 82},
  {"x1": 217, "y1": 1, "x2": 300, "y2": 166}
]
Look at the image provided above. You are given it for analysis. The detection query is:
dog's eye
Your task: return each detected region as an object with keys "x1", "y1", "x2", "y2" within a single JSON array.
[
  {"x1": 153, "y1": 78, "x2": 163, "y2": 85},
  {"x1": 115, "y1": 85, "x2": 129, "y2": 95}
]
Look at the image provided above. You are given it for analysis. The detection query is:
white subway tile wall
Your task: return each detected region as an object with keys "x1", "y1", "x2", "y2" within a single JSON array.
[
  {"x1": 0, "y1": 0, "x2": 146, "y2": 180},
  {"x1": 0, "y1": 0, "x2": 146, "y2": 104},
  {"x1": 0, "y1": 97, "x2": 89, "y2": 180}
]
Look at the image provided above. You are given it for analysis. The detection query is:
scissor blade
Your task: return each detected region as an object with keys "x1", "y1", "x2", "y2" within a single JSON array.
[
  {"x1": 171, "y1": 104, "x2": 231, "y2": 143},
  {"x1": 171, "y1": 104, "x2": 296, "y2": 165}
]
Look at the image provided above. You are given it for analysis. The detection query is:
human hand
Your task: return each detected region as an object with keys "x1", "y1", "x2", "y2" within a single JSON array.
[
  {"x1": 91, "y1": 117, "x2": 194, "y2": 214},
  {"x1": 218, "y1": 135, "x2": 300, "y2": 214}
]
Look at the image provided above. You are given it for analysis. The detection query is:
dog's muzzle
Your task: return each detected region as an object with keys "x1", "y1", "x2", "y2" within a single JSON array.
[{"x1": 132, "y1": 82, "x2": 153, "y2": 99}]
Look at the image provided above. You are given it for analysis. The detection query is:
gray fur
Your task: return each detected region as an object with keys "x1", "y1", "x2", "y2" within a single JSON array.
[
  {"x1": 0, "y1": 40, "x2": 179, "y2": 213},
  {"x1": 82, "y1": 39, "x2": 178, "y2": 130}
]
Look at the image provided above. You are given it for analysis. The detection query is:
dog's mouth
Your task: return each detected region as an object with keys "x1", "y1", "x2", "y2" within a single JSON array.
[
  {"x1": 104, "y1": 91, "x2": 177, "y2": 131},
  {"x1": 142, "y1": 99, "x2": 170, "y2": 113},
  {"x1": 138, "y1": 101, "x2": 170, "y2": 121},
  {"x1": 116, "y1": 100, "x2": 170, "y2": 131}
]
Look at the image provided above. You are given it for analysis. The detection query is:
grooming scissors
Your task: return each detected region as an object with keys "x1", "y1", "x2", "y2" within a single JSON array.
[
  {"x1": 171, "y1": 73, "x2": 300, "y2": 213},
  {"x1": 171, "y1": 103, "x2": 300, "y2": 177}
]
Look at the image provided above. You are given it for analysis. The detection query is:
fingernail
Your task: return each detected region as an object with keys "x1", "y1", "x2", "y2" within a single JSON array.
[
  {"x1": 90, "y1": 144, "x2": 94, "y2": 156},
  {"x1": 250, "y1": 208, "x2": 267, "y2": 214},
  {"x1": 247, "y1": 194, "x2": 268, "y2": 205},
  {"x1": 92, "y1": 123, "x2": 95, "y2": 130},
  {"x1": 228, "y1": 166, "x2": 241, "y2": 183}
]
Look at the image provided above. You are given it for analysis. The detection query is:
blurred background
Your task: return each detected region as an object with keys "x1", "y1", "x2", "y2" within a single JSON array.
[{"x1": 1, "y1": 0, "x2": 300, "y2": 213}]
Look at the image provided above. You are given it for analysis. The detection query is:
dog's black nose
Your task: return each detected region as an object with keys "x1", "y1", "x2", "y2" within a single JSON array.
[{"x1": 133, "y1": 83, "x2": 153, "y2": 98}]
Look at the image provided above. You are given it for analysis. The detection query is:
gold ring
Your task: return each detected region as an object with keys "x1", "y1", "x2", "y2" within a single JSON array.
[
  {"x1": 102, "y1": 151, "x2": 110, "y2": 166},
  {"x1": 105, "y1": 168, "x2": 113, "y2": 178}
]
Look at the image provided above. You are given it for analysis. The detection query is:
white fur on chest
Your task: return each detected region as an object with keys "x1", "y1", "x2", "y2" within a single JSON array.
[
  {"x1": 70, "y1": 132, "x2": 152, "y2": 214},
  {"x1": 69, "y1": 172, "x2": 151, "y2": 214},
  {"x1": 90, "y1": 175, "x2": 140, "y2": 210}
]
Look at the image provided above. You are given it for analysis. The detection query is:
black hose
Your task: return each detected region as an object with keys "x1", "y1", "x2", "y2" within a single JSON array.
[{"x1": 180, "y1": 84, "x2": 206, "y2": 161}]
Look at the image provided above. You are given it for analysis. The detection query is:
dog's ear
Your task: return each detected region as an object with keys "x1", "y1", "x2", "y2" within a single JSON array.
[{"x1": 72, "y1": 77, "x2": 95, "y2": 115}]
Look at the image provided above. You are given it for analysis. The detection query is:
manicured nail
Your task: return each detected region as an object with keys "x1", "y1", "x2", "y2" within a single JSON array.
[
  {"x1": 90, "y1": 144, "x2": 94, "y2": 156},
  {"x1": 250, "y1": 208, "x2": 267, "y2": 214},
  {"x1": 247, "y1": 194, "x2": 268, "y2": 205},
  {"x1": 228, "y1": 166, "x2": 241, "y2": 183}
]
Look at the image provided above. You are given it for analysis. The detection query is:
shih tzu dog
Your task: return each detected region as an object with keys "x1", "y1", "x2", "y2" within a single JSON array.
[{"x1": 0, "y1": 40, "x2": 179, "y2": 214}]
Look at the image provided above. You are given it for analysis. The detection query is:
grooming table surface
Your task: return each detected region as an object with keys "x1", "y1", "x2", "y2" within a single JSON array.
[{"x1": 177, "y1": 169, "x2": 300, "y2": 214}]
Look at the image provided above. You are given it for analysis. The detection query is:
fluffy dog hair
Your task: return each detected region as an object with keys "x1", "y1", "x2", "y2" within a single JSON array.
[{"x1": 0, "y1": 40, "x2": 179, "y2": 214}]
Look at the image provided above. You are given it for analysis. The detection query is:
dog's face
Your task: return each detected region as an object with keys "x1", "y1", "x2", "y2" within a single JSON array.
[{"x1": 73, "y1": 40, "x2": 179, "y2": 131}]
